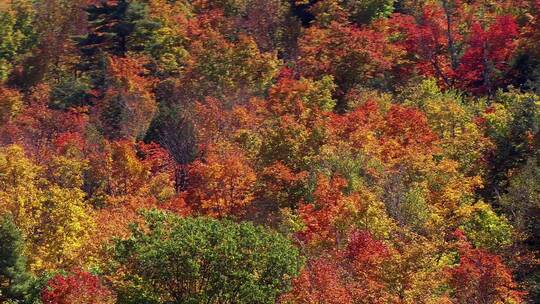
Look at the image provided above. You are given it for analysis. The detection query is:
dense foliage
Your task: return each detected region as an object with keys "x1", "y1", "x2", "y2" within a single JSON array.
[
  {"x1": 0, "y1": 0, "x2": 539, "y2": 303},
  {"x1": 110, "y1": 210, "x2": 302, "y2": 303}
]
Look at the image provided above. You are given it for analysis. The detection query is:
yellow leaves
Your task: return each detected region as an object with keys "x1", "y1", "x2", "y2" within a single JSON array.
[
  {"x1": 189, "y1": 31, "x2": 280, "y2": 98},
  {"x1": 0, "y1": 86, "x2": 22, "y2": 125},
  {"x1": 47, "y1": 155, "x2": 88, "y2": 189},
  {"x1": 427, "y1": 159, "x2": 483, "y2": 216},
  {"x1": 419, "y1": 91, "x2": 492, "y2": 174},
  {"x1": 32, "y1": 185, "x2": 94, "y2": 271},
  {"x1": 146, "y1": 0, "x2": 192, "y2": 75},
  {"x1": 359, "y1": 200, "x2": 398, "y2": 239},
  {"x1": 148, "y1": 172, "x2": 176, "y2": 203},
  {"x1": 267, "y1": 76, "x2": 336, "y2": 118},
  {"x1": 0, "y1": 145, "x2": 44, "y2": 235},
  {"x1": 383, "y1": 236, "x2": 451, "y2": 304},
  {"x1": 350, "y1": 129, "x2": 384, "y2": 159},
  {"x1": 110, "y1": 141, "x2": 148, "y2": 194},
  {"x1": 482, "y1": 102, "x2": 512, "y2": 135},
  {"x1": 0, "y1": 145, "x2": 95, "y2": 272}
]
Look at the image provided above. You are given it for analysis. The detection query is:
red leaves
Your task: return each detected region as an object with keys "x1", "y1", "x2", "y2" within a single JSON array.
[
  {"x1": 41, "y1": 269, "x2": 115, "y2": 304},
  {"x1": 0, "y1": 88, "x2": 89, "y2": 161},
  {"x1": 390, "y1": 4, "x2": 520, "y2": 93},
  {"x1": 456, "y1": 15, "x2": 519, "y2": 94},
  {"x1": 136, "y1": 141, "x2": 175, "y2": 176},
  {"x1": 282, "y1": 258, "x2": 353, "y2": 304},
  {"x1": 346, "y1": 230, "x2": 389, "y2": 262},
  {"x1": 284, "y1": 230, "x2": 391, "y2": 304},
  {"x1": 391, "y1": 5, "x2": 456, "y2": 85},
  {"x1": 449, "y1": 242, "x2": 525, "y2": 303}
]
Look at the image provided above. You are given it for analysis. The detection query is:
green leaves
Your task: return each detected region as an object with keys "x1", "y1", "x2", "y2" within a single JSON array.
[
  {"x1": 0, "y1": 215, "x2": 32, "y2": 302},
  {"x1": 459, "y1": 202, "x2": 514, "y2": 251},
  {"x1": 0, "y1": 0, "x2": 36, "y2": 81},
  {"x1": 111, "y1": 210, "x2": 303, "y2": 304}
]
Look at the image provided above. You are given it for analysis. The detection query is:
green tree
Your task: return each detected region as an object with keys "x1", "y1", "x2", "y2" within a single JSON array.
[
  {"x1": 76, "y1": 0, "x2": 159, "y2": 86},
  {"x1": 458, "y1": 201, "x2": 514, "y2": 252},
  {"x1": 0, "y1": 0, "x2": 36, "y2": 81},
  {"x1": 78, "y1": 0, "x2": 138, "y2": 59},
  {"x1": 500, "y1": 157, "x2": 540, "y2": 246},
  {"x1": 344, "y1": 0, "x2": 395, "y2": 24},
  {"x1": 0, "y1": 215, "x2": 31, "y2": 302},
  {"x1": 483, "y1": 90, "x2": 540, "y2": 198},
  {"x1": 110, "y1": 210, "x2": 303, "y2": 304}
]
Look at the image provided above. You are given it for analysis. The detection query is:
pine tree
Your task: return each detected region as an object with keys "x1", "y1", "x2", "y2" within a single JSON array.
[
  {"x1": 76, "y1": 0, "x2": 159, "y2": 90},
  {"x1": 78, "y1": 0, "x2": 132, "y2": 60},
  {"x1": 0, "y1": 215, "x2": 31, "y2": 302},
  {"x1": 77, "y1": 0, "x2": 159, "y2": 62}
]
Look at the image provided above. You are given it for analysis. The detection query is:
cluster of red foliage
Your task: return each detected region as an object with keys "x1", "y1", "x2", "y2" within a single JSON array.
[
  {"x1": 41, "y1": 269, "x2": 115, "y2": 304},
  {"x1": 284, "y1": 230, "x2": 392, "y2": 304}
]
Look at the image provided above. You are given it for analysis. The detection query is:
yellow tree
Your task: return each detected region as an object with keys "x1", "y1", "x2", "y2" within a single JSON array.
[{"x1": 0, "y1": 145, "x2": 94, "y2": 272}]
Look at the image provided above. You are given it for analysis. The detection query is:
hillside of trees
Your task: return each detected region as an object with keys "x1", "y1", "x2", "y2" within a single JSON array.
[{"x1": 0, "y1": 0, "x2": 539, "y2": 303}]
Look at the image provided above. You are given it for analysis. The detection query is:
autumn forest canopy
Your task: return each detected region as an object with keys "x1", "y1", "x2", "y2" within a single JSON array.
[{"x1": 0, "y1": 0, "x2": 540, "y2": 303}]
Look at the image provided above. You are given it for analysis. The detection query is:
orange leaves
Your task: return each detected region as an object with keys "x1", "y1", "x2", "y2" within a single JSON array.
[
  {"x1": 383, "y1": 104, "x2": 439, "y2": 160},
  {"x1": 330, "y1": 101, "x2": 438, "y2": 164},
  {"x1": 99, "y1": 56, "x2": 157, "y2": 139},
  {"x1": 298, "y1": 20, "x2": 403, "y2": 98},
  {"x1": 300, "y1": 22, "x2": 398, "y2": 78},
  {"x1": 107, "y1": 56, "x2": 155, "y2": 92},
  {"x1": 3, "y1": 0, "x2": 536, "y2": 301},
  {"x1": 259, "y1": 161, "x2": 308, "y2": 208},
  {"x1": 136, "y1": 141, "x2": 175, "y2": 176},
  {"x1": 298, "y1": 175, "x2": 361, "y2": 246},
  {"x1": 187, "y1": 99, "x2": 260, "y2": 217},
  {"x1": 185, "y1": 18, "x2": 280, "y2": 99},
  {"x1": 108, "y1": 140, "x2": 150, "y2": 197},
  {"x1": 193, "y1": 97, "x2": 260, "y2": 145},
  {"x1": 84, "y1": 140, "x2": 176, "y2": 206},
  {"x1": 85, "y1": 140, "x2": 178, "y2": 259},
  {"x1": 259, "y1": 75, "x2": 335, "y2": 171},
  {"x1": 185, "y1": 143, "x2": 257, "y2": 217}
]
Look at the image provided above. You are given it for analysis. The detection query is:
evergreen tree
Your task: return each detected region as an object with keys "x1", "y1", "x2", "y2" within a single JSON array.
[
  {"x1": 76, "y1": 0, "x2": 159, "y2": 88},
  {"x1": 78, "y1": 0, "x2": 132, "y2": 60},
  {"x1": 77, "y1": 0, "x2": 159, "y2": 62},
  {"x1": 0, "y1": 215, "x2": 31, "y2": 302}
]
